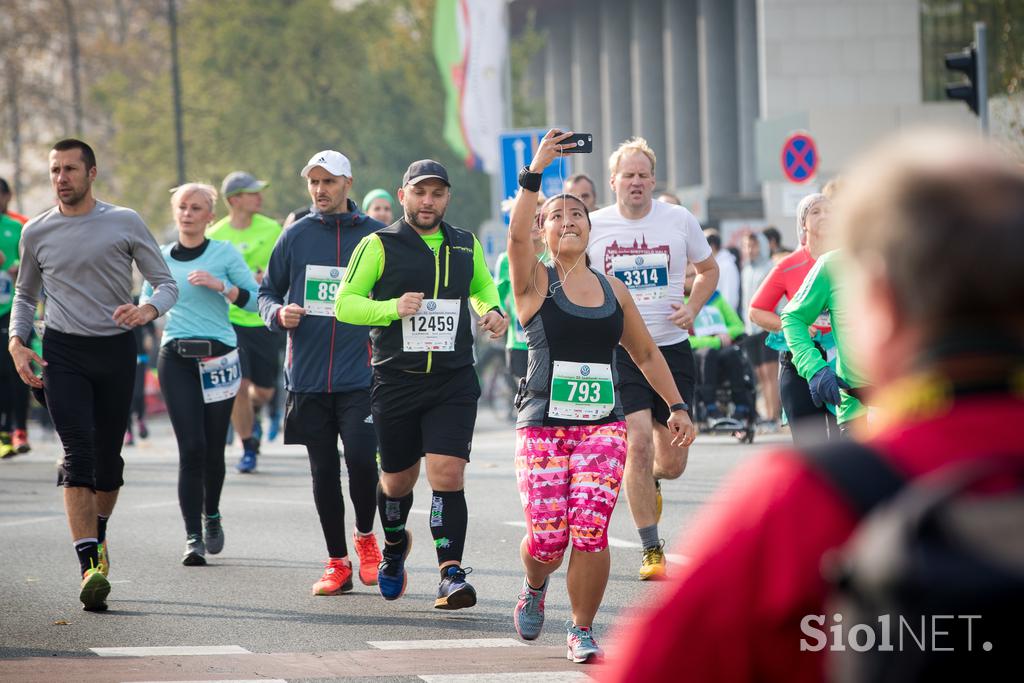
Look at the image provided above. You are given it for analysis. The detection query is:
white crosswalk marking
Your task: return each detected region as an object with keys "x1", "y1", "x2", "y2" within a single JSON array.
[
  {"x1": 91, "y1": 646, "x2": 252, "y2": 657},
  {"x1": 420, "y1": 673, "x2": 593, "y2": 682},
  {"x1": 368, "y1": 638, "x2": 527, "y2": 650}
]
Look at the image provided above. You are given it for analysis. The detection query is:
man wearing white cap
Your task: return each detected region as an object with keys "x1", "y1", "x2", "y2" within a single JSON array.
[
  {"x1": 258, "y1": 151, "x2": 385, "y2": 595},
  {"x1": 208, "y1": 171, "x2": 283, "y2": 473}
]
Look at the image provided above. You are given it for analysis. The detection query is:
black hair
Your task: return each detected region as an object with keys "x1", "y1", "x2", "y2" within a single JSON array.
[
  {"x1": 0, "y1": 178, "x2": 10, "y2": 194},
  {"x1": 52, "y1": 138, "x2": 97, "y2": 170},
  {"x1": 705, "y1": 232, "x2": 721, "y2": 250}
]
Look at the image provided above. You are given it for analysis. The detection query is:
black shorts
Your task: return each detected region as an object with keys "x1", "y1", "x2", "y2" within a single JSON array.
[
  {"x1": 617, "y1": 338, "x2": 696, "y2": 425},
  {"x1": 233, "y1": 324, "x2": 282, "y2": 388},
  {"x1": 742, "y1": 331, "x2": 779, "y2": 366},
  {"x1": 283, "y1": 389, "x2": 376, "y2": 449},
  {"x1": 371, "y1": 364, "x2": 480, "y2": 473}
]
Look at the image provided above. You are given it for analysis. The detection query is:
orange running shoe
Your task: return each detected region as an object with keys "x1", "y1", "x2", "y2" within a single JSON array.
[
  {"x1": 12, "y1": 429, "x2": 30, "y2": 454},
  {"x1": 352, "y1": 532, "x2": 382, "y2": 586},
  {"x1": 311, "y1": 558, "x2": 353, "y2": 596}
]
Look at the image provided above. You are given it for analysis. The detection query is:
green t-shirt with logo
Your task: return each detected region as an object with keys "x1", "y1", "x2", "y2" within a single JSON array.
[
  {"x1": 208, "y1": 212, "x2": 282, "y2": 327},
  {"x1": 0, "y1": 214, "x2": 23, "y2": 317}
]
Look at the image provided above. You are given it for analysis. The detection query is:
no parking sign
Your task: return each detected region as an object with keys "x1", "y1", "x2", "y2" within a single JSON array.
[{"x1": 781, "y1": 132, "x2": 818, "y2": 184}]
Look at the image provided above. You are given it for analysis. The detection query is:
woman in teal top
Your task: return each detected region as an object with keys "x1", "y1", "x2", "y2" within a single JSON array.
[{"x1": 141, "y1": 183, "x2": 258, "y2": 566}]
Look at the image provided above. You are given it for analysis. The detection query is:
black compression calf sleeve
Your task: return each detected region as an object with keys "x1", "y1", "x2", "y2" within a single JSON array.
[
  {"x1": 377, "y1": 484, "x2": 413, "y2": 551},
  {"x1": 429, "y1": 489, "x2": 467, "y2": 566}
]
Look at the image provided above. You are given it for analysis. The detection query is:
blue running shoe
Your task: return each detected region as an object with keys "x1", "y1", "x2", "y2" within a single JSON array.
[
  {"x1": 513, "y1": 576, "x2": 548, "y2": 640},
  {"x1": 267, "y1": 416, "x2": 280, "y2": 442},
  {"x1": 566, "y1": 620, "x2": 603, "y2": 663},
  {"x1": 377, "y1": 531, "x2": 412, "y2": 601},
  {"x1": 236, "y1": 449, "x2": 257, "y2": 473},
  {"x1": 252, "y1": 420, "x2": 263, "y2": 443},
  {"x1": 435, "y1": 565, "x2": 476, "y2": 610}
]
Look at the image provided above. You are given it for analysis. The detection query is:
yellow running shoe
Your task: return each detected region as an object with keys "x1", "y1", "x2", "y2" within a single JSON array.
[
  {"x1": 97, "y1": 540, "x2": 110, "y2": 577},
  {"x1": 639, "y1": 541, "x2": 667, "y2": 581},
  {"x1": 80, "y1": 566, "x2": 110, "y2": 611},
  {"x1": 655, "y1": 479, "x2": 663, "y2": 523}
]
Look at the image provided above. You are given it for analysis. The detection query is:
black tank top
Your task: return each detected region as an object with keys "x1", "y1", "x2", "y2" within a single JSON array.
[{"x1": 516, "y1": 265, "x2": 625, "y2": 428}]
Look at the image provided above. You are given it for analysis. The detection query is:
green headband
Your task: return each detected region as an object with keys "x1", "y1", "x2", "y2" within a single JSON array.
[{"x1": 361, "y1": 188, "x2": 394, "y2": 212}]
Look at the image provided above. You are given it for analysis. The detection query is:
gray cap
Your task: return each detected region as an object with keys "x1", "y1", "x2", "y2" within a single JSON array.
[{"x1": 221, "y1": 171, "x2": 268, "y2": 198}]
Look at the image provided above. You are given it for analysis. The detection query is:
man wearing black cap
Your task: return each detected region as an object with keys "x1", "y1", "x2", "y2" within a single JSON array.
[{"x1": 336, "y1": 159, "x2": 507, "y2": 610}]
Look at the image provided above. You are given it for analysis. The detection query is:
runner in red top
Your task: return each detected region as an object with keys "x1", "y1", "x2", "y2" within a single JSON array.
[
  {"x1": 603, "y1": 129, "x2": 1024, "y2": 682},
  {"x1": 748, "y1": 195, "x2": 837, "y2": 444}
]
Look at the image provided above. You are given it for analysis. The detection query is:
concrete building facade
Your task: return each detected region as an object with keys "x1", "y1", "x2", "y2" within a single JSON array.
[{"x1": 510, "y1": 0, "x2": 978, "y2": 244}]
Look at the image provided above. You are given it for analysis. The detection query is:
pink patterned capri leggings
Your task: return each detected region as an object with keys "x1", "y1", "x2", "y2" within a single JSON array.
[{"x1": 515, "y1": 421, "x2": 628, "y2": 563}]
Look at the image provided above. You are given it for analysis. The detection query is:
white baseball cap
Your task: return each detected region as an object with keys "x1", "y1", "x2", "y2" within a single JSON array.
[{"x1": 300, "y1": 150, "x2": 352, "y2": 179}]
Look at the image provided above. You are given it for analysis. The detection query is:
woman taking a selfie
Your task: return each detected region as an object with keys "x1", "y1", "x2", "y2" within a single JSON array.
[
  {"x1": 142, "y1": 183, "x2": 259, "y2": 566},
  {"x1": 506, "y1": 129, "x2": 695, "y2": 663}
]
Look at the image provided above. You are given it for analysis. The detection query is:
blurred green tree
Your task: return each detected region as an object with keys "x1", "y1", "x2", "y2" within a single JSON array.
[{"x1": 96, "y1": 0, "x2": 491, "y2": 233}]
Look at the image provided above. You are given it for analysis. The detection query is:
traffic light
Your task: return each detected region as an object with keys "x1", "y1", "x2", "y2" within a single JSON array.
[{"x1": 944, "y1": 46, "x2": 979, "y2": 115}]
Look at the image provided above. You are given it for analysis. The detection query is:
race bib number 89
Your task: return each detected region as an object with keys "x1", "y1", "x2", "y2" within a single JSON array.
[
  {"x1": 304, "y1": 265, "x2": 346, "y2": 316},
  {"x1": 402, "y1": 299, "x2": 460, "y2": 352},
  {"x1": 548, "y1": 361, "x2": 615, "y2": 421}
]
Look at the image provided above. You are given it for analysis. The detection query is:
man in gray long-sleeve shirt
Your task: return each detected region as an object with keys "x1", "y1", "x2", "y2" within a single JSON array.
[{"x1": 8, "y1": 138, "x2": 178, "y2": 612}]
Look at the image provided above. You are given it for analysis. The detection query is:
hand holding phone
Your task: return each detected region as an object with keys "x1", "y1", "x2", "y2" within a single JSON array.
[{"x1": 559, "y1": 132, "x2": 593, "y2": 154}]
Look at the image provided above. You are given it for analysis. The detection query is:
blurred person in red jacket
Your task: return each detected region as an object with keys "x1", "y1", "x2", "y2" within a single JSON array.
[{"x1": 601, "y1": 128, "x2": 1024, "y2": 682}]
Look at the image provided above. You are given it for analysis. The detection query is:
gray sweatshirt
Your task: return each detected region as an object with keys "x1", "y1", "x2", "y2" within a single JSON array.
[{"x1": 11, "y1": 200, "x2": 178, "y2": 341}]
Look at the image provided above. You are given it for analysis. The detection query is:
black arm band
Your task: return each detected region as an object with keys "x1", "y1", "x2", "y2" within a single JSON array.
[
  {"x1": 232, "y1": 288, "x2": 250, "y2": 309},
  {"x1": 670, "y1": 402, "x2": 689, "y2": 413},
  {"x1": 518, "y1": 166, "x2": 542, "y2": 193}
]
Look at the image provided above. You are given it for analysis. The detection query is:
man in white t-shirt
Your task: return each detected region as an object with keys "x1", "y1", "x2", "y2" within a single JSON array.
[{"x1": 587, "y1": 137, "x2": 719, "y2": 581}]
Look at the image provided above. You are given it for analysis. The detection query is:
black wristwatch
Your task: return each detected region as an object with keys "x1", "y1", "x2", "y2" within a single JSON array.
[
  {"x1": 670, "y1": 402, "x2": 689, "y2": 413},
  {"x1": 518, "y1": 166, "x2": 542, "y2": 193}
]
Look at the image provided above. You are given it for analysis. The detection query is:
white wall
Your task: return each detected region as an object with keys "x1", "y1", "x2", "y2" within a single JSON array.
[{"x1": 755, "y1": 0, "x2": 984, "y2": 242}]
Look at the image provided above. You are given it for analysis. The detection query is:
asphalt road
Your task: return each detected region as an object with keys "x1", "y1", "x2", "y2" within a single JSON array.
[{"x1": 0, "y1": 406, "x2": 789, "y2": 682}]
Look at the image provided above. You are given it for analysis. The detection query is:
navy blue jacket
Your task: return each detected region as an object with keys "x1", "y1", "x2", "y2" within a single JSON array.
[{"x1": 259, "y1": 200, "x2": 383, "y2": 393}]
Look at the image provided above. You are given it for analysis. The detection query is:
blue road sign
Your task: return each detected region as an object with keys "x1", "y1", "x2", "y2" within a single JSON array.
[{"x1": 499, "y1": 129, "x2": 572, "y2": 223}]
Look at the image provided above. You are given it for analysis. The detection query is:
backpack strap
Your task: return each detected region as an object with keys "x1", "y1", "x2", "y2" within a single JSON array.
[{"x1": 800, "y1": 441, "x2": 907, "y2": 519}]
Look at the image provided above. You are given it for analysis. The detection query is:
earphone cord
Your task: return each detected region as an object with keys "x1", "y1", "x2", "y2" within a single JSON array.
[{"x1": 531, "y1": 144, "x2": 586, "y2": 300}]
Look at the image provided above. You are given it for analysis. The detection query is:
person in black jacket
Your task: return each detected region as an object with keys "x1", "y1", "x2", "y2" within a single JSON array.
[{"x1": 259, "y1": 150, "x2": 384, "y2": 596}]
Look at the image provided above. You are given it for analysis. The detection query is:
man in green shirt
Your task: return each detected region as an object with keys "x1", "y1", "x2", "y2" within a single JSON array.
[
  {"x1": 336, "y1": 159, "x2": 506, "y2": 611},
  {"x1": 781, "y1": 249, "x2": 866, "y2": 433},
  {"x1": 492, "y1": 193, "x2": 546, "y2": 383},
  {"x1": 208, "y1": 171, "x2": 283, "y2": 473},
  {"x1": 0, "y1": 212, "x2": 26, "y2": 458}
]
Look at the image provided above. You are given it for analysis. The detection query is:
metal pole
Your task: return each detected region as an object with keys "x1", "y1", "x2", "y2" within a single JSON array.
[
  {"x1": 975, "y1": 21, "x2": 988, "y2": 135},
  {"x1": 169, "y1": 0, "x2": 186, "y2": 184}
]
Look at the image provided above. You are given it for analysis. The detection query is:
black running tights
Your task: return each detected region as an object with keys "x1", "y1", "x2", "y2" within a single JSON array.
[{"x1": 158, "y1": 345, "x2": 234, "y2": 537}]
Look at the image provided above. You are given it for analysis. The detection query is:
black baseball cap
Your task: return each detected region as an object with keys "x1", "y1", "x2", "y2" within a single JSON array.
[{"x1": 402, "y1": 159, "x2": 450, "y2": 187}]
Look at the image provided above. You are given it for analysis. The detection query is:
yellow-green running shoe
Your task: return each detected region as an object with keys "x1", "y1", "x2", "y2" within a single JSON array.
[
  {"x1": 80, "y1": 566, "x2": 110, "y2": 611},
  {"x1": 97, "y1": 540, "x2": 109, "y2": 577}
]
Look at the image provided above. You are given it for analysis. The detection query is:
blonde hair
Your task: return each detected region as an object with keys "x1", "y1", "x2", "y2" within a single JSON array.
[
  {"x1": 609, "y1": 137, "x2": 657, "y2": 175},
  {"x1": 169, "y1": 182, "x2": 218, "y2": 212}
]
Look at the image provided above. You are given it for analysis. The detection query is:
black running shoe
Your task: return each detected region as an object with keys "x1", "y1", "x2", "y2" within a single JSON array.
[
  {"x1": 434, "y1": 566, "x2": 476, "y2": 610},
  {"x1": 204, "y1": 515, "x2": 224, "y2": 555}
]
